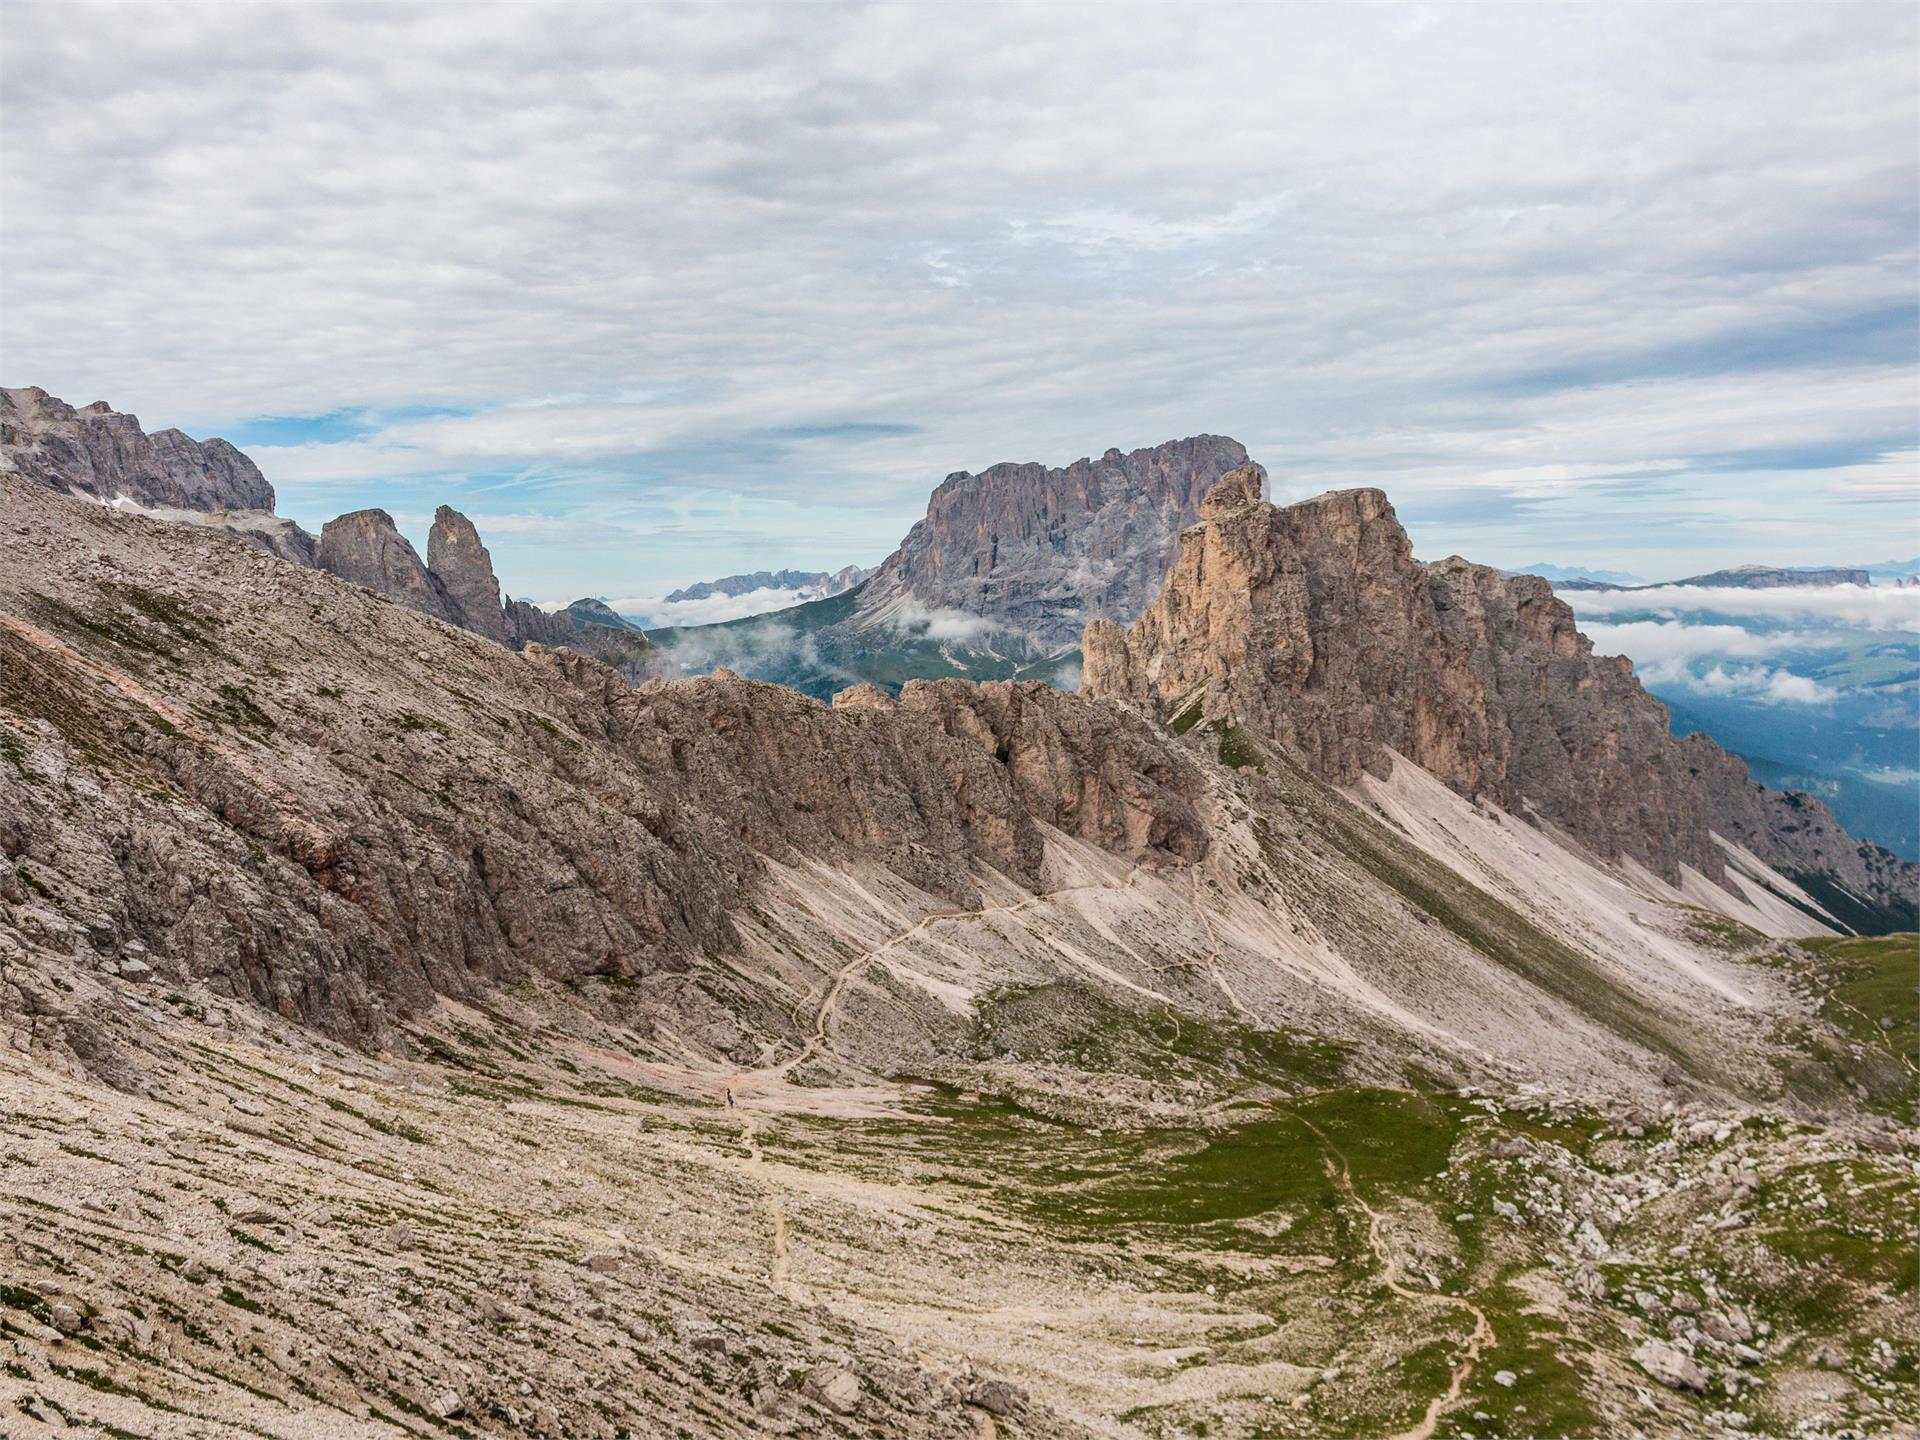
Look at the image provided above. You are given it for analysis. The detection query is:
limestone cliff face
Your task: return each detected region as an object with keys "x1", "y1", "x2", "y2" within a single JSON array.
[
  {"x1": 426, "y1": 505, "x2": 510, "y2": 644},
  {"x1": 857, "y1": 435, "x2": 1254, "y2": 646},
  {"x1": 897, "y1": 679, "x2": 1210, "y2": 866},
  {"x1": 2, "y1": 387, "x2": 277, "y2": 513},
  {"x1": 316, "y1": 509, "x2": 459, "y2": 626},
  {"x1": 1082, "y1": 469, "x2": 1916, "y2": 914}
]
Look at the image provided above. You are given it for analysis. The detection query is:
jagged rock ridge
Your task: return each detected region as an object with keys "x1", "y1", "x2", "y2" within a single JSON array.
[
  {"x1": 855, "y1": 434, "x2": 1254, "y2": 648},
  {"x1": 317, "y1": 508, "x2": 461, "y2": 627},
  {"x1": 1083, "y1": 468, "x2": 1918, "y2": 918},
  {"x1": 427, "y1": 504, "x2": 511, "y2": 644},
  {"x1": 2, "y1": 388, "x2": 647, "y2": 675},
  {"x1": 1, "y1": 385, "x2": 276, "y2": 513}
]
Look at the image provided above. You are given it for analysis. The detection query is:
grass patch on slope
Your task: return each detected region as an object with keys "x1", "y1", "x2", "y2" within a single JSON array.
[
  {"x1": 1797, "y1": 933, "x2": 1920, "y2": 1055},
  {"x1": 972, "y1": 980, "x2": 1350, "y2": 1093},
  {"x1": 1759, "y1": 933, "x2": 1917, "y2": 1119}
]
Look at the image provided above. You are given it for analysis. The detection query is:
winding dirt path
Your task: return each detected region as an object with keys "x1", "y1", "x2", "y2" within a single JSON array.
[
  {"x1": 766, "y1": 867, "x2": 1152, "y2": 1083},
  {"x1": 734, "y1": 1110, "x2": 805, "y2": 1303},
  {"x1": 1286, "y1": 1109, "x2": 1495, "y2": 1440},
  {"x1": 1185, "y1": 870, "x2": 1252, "y2": 1018}
]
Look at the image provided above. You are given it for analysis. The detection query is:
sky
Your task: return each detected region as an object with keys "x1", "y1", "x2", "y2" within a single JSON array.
[{"x1": 4, "y1": 1, "x2": 1917, "y2": 608}]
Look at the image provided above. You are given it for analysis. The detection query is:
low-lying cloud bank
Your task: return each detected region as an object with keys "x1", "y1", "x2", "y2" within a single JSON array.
[
  {"x1": 1567, "y1": 585, "x2": 1920, "y2": 633},
  {"x1": 608, "y1": 587, "x2": 827, "y2": 630},
  {"x1": 1686, "y1": 665, "x2": 1837, "y2": 706},
  {"x1": 1579, "y1": 619, "x2": 1795, "y2": 670}
]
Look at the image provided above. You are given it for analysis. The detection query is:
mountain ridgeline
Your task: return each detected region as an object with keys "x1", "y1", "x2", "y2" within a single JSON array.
[
  {"x1": 1, "y1": 386, "x2": 656, "y2": 682},
  {"x1": 1084, "y1": 468, "x2": 1916, "y2": 926},
  {"x1": 1552, "y1": 564, "x2": 1875, "y2": 593},
  {"x1": 4, "y1": 388, "x2": 1911, "y2": 934}
]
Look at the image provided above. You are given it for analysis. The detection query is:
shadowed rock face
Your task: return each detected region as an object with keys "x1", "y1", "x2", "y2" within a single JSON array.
[
  {"x1": 856, "y1": 435, "x2": 1255, "y2": 646},
  {"x1": 427, "y1": 505, "x2": 510, "y2": 644},
  {"x1": 317, "y1": 509, "x2": 458, "y2": 626},
  {"x1": 1083, "y1": 469, "x2": 1918, "y2": 915},
  {"x1": 2, "y1": 386, "x2": 275, "y2": 512}
]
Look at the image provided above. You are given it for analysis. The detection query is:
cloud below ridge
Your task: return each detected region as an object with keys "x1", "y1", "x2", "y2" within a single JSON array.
[{"x1": 1567, "y1": 585, "x2": 1920, "y2": 633}]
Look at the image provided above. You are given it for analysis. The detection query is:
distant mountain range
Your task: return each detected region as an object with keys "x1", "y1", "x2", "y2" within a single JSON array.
[
  {"x1": 1554, "y1": 563, "x2": 1875, "y2": 592},
  {"x1": 663, "y1": 565, "x2": 871, "y2": 605},
  {"x1": 1509, "y1": 562, "x2": 1647, "y2": 586}
]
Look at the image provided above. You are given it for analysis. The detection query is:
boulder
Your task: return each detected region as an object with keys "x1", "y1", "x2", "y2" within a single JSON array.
[
  {"x1": 805, "y1": 1366, "x2": 861, "y2": 1413},
  {"x1": 1634, "y1": 1339, "x2": 1710, "y2": 1392}
]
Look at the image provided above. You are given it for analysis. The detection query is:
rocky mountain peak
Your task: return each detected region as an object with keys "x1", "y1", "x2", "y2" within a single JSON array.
[
  {"x1": 855, "y1": 434, "x2": 1256, "y2": 647},
  {"x1": 1199, "y1": 463, "x2": 1266, "y2": 518},
  {"x1": 317, "y1": 508, "x2": 458, "y2": 626},
  {"x1": 1, "y1": 386, "x2": 275, "y2": 513},
  {"x1": 1083, "y1": 479, "x2": 1919, "y2": 913},
  {"x1": 831, "y1": 681, "x2": 896, "y2": 711},
  {"x1": 426, "y1": 504, "x2": 510, "y2": 644}
]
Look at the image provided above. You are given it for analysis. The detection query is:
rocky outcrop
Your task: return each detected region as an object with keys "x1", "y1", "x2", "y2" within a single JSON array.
[
  {"x1": 507, "y1": 597, "x2": 653, "y2": 681},
  {"x1": 856, "y1": 435, "x2": 1254, "y2": 647},
  {"x1": 831, "y1": 682, "x2": 895, "y2": 711},
  {"x1": 426, "y1": 505, "x2": 510, "y2": 644},
  {"x1": 898, "y1": 680, "x2": 1211, "y2": 866},
  {"x1": 2, "y1": 387, "x2": 277, "y2": 512},
  {"x1": 1681, "y1": 737, "x2": 1917, "y2": 926},
  {"x1": 317, "y1": 509, "x2": 459, "y2": 625},
  {"x1": 1083, "y1": 470, "x2": 1918, "y2": 918},
  {"x1": 147, "y1": 428, "x2": 277, "y2": 512}
]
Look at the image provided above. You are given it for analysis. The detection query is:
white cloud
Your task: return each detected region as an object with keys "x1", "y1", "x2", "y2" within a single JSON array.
[
  {"x1": 609, "y1": 586, "x2": 832, "y2": 629},
  {"x1": 1568, "y1": 584, "x2": 1920, "y2": 633},
  {"x1": 1689, "y1": 664, "x2": 1837, "y2": 705},
  {"x1": 1579, "y1": 618, "x2": 1796, "y2": 684},
  {"x1": 1, "y1": 2, "x2": 1915, "y2": 599},
  {"x1": 879, "y1": 600, "x2": 1001, "y2": 644}
]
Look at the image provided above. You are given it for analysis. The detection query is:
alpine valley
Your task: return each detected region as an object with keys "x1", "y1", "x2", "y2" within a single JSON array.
[{"x1": 1, "y1": 390, "x2": 1915, "y2": 1440}]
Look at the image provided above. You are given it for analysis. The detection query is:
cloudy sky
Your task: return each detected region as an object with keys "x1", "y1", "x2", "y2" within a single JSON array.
[{"x1": 5, "y1": 1, "x2": 1916, "y2": 603}]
